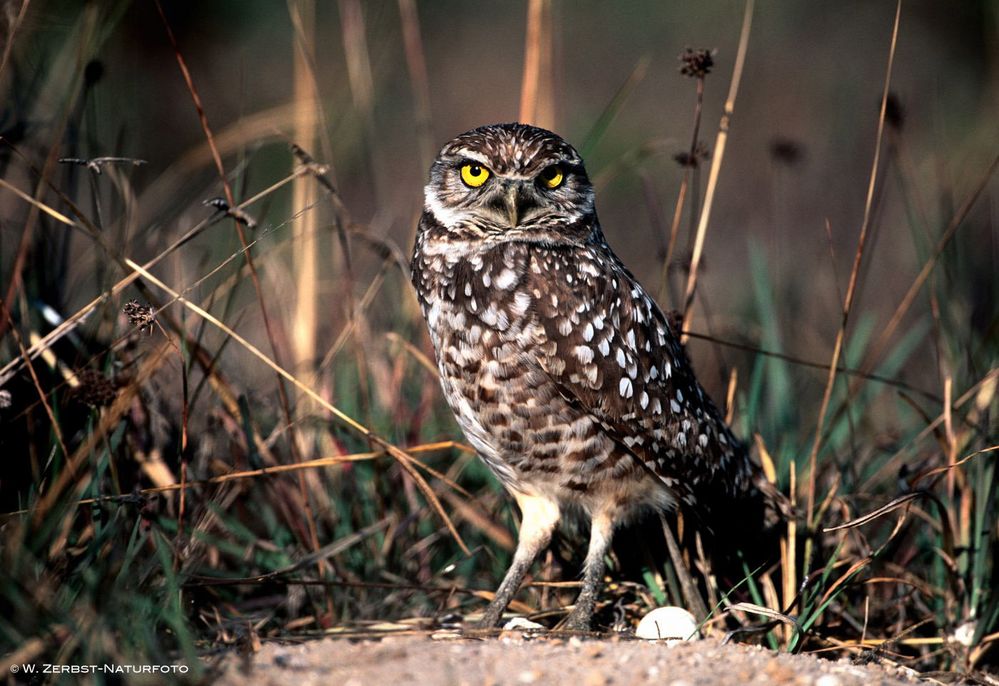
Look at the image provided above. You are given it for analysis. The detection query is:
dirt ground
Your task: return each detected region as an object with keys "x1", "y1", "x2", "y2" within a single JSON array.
[{"x1": 214, "y1": 632, "x2": 923, "y2": 686}]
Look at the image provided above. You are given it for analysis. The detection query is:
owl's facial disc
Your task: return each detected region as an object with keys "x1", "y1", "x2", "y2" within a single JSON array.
[
  {"x1": 423, "y1": 124, "x2": 595, "y2": 237},
  {"x1": 444, "y1": 157, "x2": 550, "y2": 229}
]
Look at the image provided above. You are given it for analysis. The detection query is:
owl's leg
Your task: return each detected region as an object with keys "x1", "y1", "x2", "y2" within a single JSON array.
[
  {"x1": 476, "y1": 492, "x2": 560, "y2": 629},
  {"x1": 562, "y1": 511, "x2": 615, "y2": 631}
]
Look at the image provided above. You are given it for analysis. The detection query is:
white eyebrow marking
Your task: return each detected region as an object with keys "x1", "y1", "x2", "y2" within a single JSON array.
[{"x1": 455, "y1": 150, "x2": 491, "y2": 165}]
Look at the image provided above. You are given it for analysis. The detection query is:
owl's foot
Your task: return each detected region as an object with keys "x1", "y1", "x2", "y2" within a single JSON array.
[
  {"x1": 559, "y1": 609, "x2": 592, "y2": 632},
  {"x1": 474, "y1": 601, "x2": 507, "y2": 629}
]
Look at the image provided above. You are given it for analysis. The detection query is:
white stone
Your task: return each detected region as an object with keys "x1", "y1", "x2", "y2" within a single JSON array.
[
  {"x1": 635, "y1": 606, "x2": 699, "y2": 644},
  {"x1": 502, "y1": 617, "x2": 545, "y2": 631},
  {"x1": 951, "y1": 620, "x2": 976, "y2": 646}
]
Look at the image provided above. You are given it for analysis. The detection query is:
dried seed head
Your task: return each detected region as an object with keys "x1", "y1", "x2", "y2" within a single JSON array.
[
  {"x1": 769, "y1": 137, "x2": 804, "y2": 166},
  {"x1": 84, "y1": 59, "x2": 105, "y2": 88},
  {"x1": 673, "y1": 142, "x2": 711, "y2": 168},
  {"x1": 665, "y1": 310, "x2": 685, "y2": 337},
  {"x1": 58, "y1": 157, "x2": 147, "y2": 174},
  {"x1": 291, "y1": 143, "x2": 336, "y2": 193},
  {"x1": 884, "y1": 92, "x2": 905, "y2": 131},
  {"x1": 123, "y1": 299, "x2": 155, "y2": 335},
  {"x1": 203, "y1": 197, "x2": 257, "y2": 229},
  {"x1": 204, "y1": 197, "x2": 229, "y2": 213},
  {"x1": 679, "y1": 48, "x2": 715, "y2": 78},
  {"x1": 71, "y1": 369, "x2": 117, "y2": 408}
]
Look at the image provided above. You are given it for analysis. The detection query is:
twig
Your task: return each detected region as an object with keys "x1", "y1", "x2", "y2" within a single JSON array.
[
  {"x1": 822, "y1": 492, "x2": 922, "y2": 532},
  {"x1": 0, "y1": 0, "x2": 31, "y2": 85},
  {"x1": 804, "y1": 1, "x2": 901, "y2": 536},
  {"x1": 397, "y1": 0, "x2": 435, "y2": 169},
  {"x1": 58, "y1": 156, "x2": 147, "y2": 174},
  {"x1": 863, "y1": 369, "x2": 997, "y2": 490},
  {"x1": 0, "y1": 300, "x2": 70, "y2": 466},
  {"x1": 680, "y1": 0, "x2": 754, "y2": 326},
  {"x1": 122, "y1": 259, "x2": 472, "y2": 555},
  {"x1": 0, "y1": 441, "x2": 472, "y2": 519},
  {"x1": 154, "y1": 0, "x2": 322, "y2": 560},
  {"x1": 661, "y1": 48, "x2": 711, "y2": 302},
  {"x1": 287, "y1": 0, "x2": 322, "y2": 407},
  {"x1": 660, "y1": 514, "x2": 709, "y2": 622},
  {"x1": 518, "y1": 0, "x2": 554, "y2": 128},
  {"x1": 859, "y1": 151, "x2": 999, "y2": 379},
  {"x1": 682, "y1": 329, "x2": 938, "y2": 402}
]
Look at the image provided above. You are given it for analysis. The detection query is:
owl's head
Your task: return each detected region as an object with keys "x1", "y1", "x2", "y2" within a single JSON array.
[{"x1": 422, "y1": 123, "x2": 596, "y2": 243}]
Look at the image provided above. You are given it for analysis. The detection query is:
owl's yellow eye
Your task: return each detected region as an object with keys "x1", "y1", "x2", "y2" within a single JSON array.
[
  {"x1": 460, "y1": 163, "x2": 491, "y2": 188},
  {"x1": 539, "y1": 165, "x2": 564, "y2": 189}
]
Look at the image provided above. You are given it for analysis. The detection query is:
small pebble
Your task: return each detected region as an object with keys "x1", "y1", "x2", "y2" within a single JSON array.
[
  {"x1": 517, "y1": 670, "x2": 539, "y2": 684},
  {"x1": 430, "y1": 629, "x2": 462, "y2": 640},
  {"x1": 636, "y1": 606, "x2": 700, "y2": 644},
  {"x1": 951, "y1": 621, "x2": 975, "y2": 647},
  {"x1": 503, "y1": 617, "x2": 545, "y2": 631}
]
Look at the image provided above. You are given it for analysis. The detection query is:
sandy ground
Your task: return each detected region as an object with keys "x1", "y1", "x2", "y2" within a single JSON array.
[{"x1": 214, "y1": 632, "x2": 923, "y2": 686}]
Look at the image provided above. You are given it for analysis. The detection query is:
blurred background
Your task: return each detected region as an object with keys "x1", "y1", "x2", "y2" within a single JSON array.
[
  {"x1": 0, "y1": 0, "x2": 996, "y2": 675},
  {"x1": 3, "y1": 0, "x2": 996, "y2": 396}
]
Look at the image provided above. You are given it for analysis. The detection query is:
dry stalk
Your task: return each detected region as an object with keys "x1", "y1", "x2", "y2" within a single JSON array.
[
  {"x1": 804, "y1": 2, "x2": 901, "y2": 551},
  {"x1": 856, "y1": 150, "x2": 999, "y2": 381},
  {"x1": 398, "y1": 0, "x2": 435, "y2": 169},
  {"x1": 154, "y1": 0, "x2": 324, "y2": 560},
  {"x1": 0, "y1": 441, "x2": 469, "y2": 520},
  {"x1": 123, "y1": 259, "x2": 472, "y2": 554},
  {"x1": 0, "y1": 43, "x2": 84, "y2": 341},
  {"x1": 680, "y1": 0, "x2": 754, "y2": 329},
  {"x1": 0, "y1": 301, "x2": 70, "y2": 465},
  {"x1": 0, "y1": 0, "x2": 31, "y2": 84},
  {"x1": 660, "y1": 49, "x2": 709, "y2": 303},
  {"x1": 30, "y1": 341, "x2": 173, "y2": 526},
  {"x1": 0, "y1": 165, "x2": 305, "y2": 387},
  {"x1": 288, "y1": 0, "x2": 321, "y2": 386},
  {"x1": 518, "y1": 0, "x2": 555, "y2": 129}
]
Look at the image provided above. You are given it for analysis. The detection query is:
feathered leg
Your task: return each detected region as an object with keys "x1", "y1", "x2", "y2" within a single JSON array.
[{"x1": 476, "y1": 493, "x2": 560, "y2": 628}]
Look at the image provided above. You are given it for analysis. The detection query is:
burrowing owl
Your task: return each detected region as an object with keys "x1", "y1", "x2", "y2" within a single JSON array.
[{"x1": 411, "y1": 123, "x2": 765, "y2": 631}]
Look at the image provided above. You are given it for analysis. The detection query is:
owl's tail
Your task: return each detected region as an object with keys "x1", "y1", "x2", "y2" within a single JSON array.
[{"x1": 689, "y1": 453, "x2": 791, "y2": 582}]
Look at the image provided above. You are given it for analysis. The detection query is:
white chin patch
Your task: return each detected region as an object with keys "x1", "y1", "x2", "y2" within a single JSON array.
[{"x1": 424, "y1": 185, "x2": 467, "y2": 229}]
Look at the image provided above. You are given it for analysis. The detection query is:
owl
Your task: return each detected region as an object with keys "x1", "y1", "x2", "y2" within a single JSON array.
[{"x1": 411, "y1": 123, "x2": 767, "y2": 631}]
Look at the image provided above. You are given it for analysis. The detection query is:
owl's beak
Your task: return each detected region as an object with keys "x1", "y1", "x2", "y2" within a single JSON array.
[
  {"x1": 503, "y1": 185, "x2": 519, "y2": 228},
  {"x1": 500, "y1": 180, "x2": 534, "y2": 228}
]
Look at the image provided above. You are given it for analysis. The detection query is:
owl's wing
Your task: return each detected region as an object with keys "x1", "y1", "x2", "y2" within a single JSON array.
[{"x1": 525, "y1": 243, "x2": 756, "y2": 502}]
